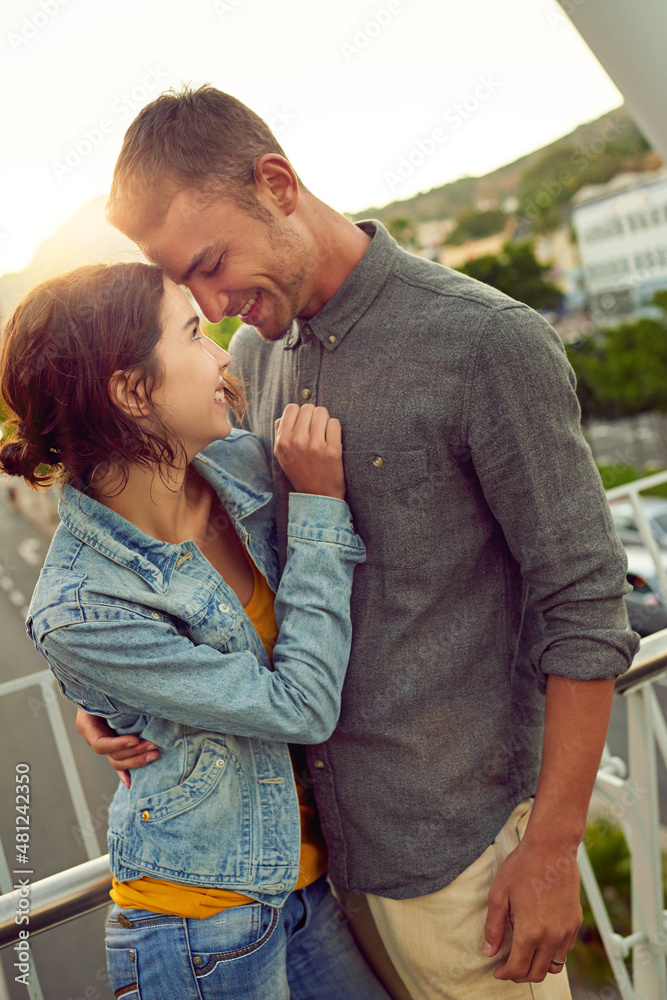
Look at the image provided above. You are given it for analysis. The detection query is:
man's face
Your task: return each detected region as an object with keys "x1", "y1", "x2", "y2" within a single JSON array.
[{"x1": 140, "y1": 190, "x2": 312, "y2": 341}]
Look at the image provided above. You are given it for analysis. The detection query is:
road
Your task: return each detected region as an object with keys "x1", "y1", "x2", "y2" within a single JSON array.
[{"x1": 0, "y1": 487, "x2": 116, "y2": 1000}]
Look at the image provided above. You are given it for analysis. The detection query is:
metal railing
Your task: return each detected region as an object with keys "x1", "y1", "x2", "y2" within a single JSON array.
[
  {"x1": 0, "y1": 669, "x2": 103, "y2": 999},
  {"x1": 2, "y1": 472, "x2": 667, "y2": 1000},
  {"x1": 577, "y1": 469, "x2": 667, "y2": 1000}
]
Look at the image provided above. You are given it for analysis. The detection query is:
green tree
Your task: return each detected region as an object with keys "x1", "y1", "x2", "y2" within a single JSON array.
[
  {"x1": 565, "y1": 291, "x2": 667, "y2": 422},
  {"x1": 386, "y1": 216, "x2": 417, "y2": 249},
  {"x1": 204, "y1": 315, "x2": 242, "y2": 350},
  {"x1": 458, "y1": 241, "x2": 563, "y2": 311},
  {"x1": 444, "y1": 208, "x2": 506, "y2": 246}
]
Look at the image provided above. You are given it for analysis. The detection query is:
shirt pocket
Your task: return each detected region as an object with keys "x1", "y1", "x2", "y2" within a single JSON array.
[{"x1": 343, "y1": 447, "x2": 430, "y2": 568}]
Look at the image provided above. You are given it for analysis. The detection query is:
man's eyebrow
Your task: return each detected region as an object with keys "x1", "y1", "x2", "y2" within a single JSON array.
[{"x1": 179, "y1": 244, "x2": 217, "y2": 283}]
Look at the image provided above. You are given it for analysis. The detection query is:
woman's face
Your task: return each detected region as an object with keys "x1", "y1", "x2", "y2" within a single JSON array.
[{"x1": 149, "y1": 278, "x2": 233, "y2": 459}]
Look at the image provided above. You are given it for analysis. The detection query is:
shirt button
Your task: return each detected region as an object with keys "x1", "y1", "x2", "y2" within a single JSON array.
[
  {"x1": 372, "y1": 456, "x2": 384, "y2": 468},
  {"x1": 218, "y1": 603, "x2": 231, "y2": 613},
  {"x1": 301, "y1": 388, "x2": 312, "y2": 400},
  {"x1": 328, "y1": 335, "x2": 337, "y2": 344},
  {"x1": 313, "y1": 760, "x2": 325, "y2": 769},
  {"x1": 141, "y1": 810, "x2": 150, "y2": 821}
]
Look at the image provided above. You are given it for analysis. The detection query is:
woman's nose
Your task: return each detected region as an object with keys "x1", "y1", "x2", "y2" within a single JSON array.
[{"x1": 202, "y1": 337, "x2": 231, "y2": 367}]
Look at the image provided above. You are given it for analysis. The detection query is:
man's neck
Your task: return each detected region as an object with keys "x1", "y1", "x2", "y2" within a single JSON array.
[{"x1": 298, "y1": 197, "x2": 372, "y2": 318}]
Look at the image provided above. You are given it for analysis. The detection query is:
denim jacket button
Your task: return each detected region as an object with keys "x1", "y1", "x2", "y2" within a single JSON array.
[
  {"x1": 218, "y1": 603, "x2": 231, "y2": 613},
  {"x1": 141, "y1": 810, "x2": 150, "y2": 821},
  {"x1": 193, "y1": 957, "x2": 202, "y2": 965}
]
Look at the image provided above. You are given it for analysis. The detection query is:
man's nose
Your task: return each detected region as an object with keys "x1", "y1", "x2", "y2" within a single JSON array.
[{"x1": 189, "y1": 281, "x2": 230, "y2": 324}]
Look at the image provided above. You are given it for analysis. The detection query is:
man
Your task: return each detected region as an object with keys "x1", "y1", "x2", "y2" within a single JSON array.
[{"x1": 80, "y1": 85, "x2": 638, "y2": 999}]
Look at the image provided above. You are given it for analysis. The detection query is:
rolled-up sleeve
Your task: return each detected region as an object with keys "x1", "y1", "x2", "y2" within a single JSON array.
[{"x1": 464, "y1": 304, "x2": 639, "y2": 680}]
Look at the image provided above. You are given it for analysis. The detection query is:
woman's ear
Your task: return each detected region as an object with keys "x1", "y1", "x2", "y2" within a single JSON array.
[{"x1": 108, "y1": 370, "x2": 151, "y2": 420}]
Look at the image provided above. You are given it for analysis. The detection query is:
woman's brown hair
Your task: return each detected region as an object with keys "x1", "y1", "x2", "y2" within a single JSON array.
[{"x1": 0, "y1": 262, "x2": 244, "y2": 491}]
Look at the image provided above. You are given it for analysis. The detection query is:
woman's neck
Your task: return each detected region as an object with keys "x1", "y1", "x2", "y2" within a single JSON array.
[{"x1": 91, "y1": 461, "x2": 213, "y2": 544}]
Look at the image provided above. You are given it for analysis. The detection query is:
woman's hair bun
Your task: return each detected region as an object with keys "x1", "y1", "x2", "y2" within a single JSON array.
[{"x1": 0, "y1": 436, "x2": 55, "y2": 488}]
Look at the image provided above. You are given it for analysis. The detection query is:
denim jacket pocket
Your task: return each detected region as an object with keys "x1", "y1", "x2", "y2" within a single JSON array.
[
  {"x1": 343, "y1": 447, "x2": 430, "y2": 568},
  {"x1": 127, "y1": 739, "x2": 253, "y2": 882},
  {"x1": 135, "y1": 739, "x2": 230, "y2": 823}
]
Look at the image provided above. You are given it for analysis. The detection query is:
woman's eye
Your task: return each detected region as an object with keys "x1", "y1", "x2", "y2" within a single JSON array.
[{"x1": 191, "y1": 326, "x2": 202, "y2": 341}]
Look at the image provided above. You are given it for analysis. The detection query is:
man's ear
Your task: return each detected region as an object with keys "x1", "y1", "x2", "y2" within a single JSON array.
[
  {"x1": 254, "y1": 154, "x2": 299, "y2": 216},
  {"x1": 108, "y1": 370, "x2": 151, "y2": 420}
]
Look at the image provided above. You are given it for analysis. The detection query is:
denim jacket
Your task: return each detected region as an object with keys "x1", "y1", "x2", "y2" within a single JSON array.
[{"x1": 26, "y1": 429, "x2": 365, "y2": 906}]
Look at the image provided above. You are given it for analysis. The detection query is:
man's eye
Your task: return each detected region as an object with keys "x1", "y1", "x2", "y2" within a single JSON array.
[{"x1": 203, "y1": 256, "x2": 223, "y2": 278}]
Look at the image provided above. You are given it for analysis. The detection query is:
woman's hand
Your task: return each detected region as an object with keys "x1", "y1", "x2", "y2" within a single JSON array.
[
  {"x1": 274, "y1": 403, "x2": 345, "y2": 500},
  {"x1": 75, "y1": 708, "x2": 160, "y2": 790}
]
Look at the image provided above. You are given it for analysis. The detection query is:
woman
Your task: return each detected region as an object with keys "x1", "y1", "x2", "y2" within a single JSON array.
[{"x1": 0, "y1": 262, "x2": 390, "y2": 1000}]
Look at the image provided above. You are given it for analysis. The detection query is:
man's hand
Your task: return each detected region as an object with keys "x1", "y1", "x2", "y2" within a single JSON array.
[
  {"x1": 484, "y1": 835, "x2": 581, "y2": 982},
  {"x1": 75, "y1": 709, "x2": 160, "y2": 790}
]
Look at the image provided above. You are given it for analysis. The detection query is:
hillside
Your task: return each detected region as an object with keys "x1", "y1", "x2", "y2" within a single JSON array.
[
  {"x1": 353, "y1": 105, "x2": 655, "y2": 228},
  {"x1": 0, "y1": 197, "x2": 143, "y2": 319},
  {"x1": 0, "y1": 105, "x2": 656, "y2": 319}
]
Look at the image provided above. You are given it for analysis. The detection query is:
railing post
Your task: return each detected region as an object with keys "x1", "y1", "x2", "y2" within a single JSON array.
[{"x1": 626, "y1": 684, "x2": 667, "y2": 998}]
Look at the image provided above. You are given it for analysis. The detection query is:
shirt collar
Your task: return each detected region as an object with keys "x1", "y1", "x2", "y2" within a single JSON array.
[
  {"x1": 58, "y1": 451, "x2": 270, "y2": 594},
  {"x1": 283, "y1": 220, "x2": 398, "y2": 352}
]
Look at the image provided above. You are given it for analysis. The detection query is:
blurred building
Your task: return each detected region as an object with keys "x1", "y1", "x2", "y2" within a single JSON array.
[
  {"x1": 534, "y1": 226, "x2": 585, "y2": 312},
  {"x1": 571, "y1": 169, "x2": 667, "y2": 322},
  {"x1": 437, "y1": 216, "x2": 517, "y2": 270},
  {"x1": 414, "y1": 219, "x2": 456, "y2": 261}
]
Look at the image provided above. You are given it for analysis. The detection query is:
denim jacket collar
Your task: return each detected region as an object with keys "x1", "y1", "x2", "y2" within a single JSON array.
[{"x1": 58, "y1": 452, "x2": 271, "y2": 596}]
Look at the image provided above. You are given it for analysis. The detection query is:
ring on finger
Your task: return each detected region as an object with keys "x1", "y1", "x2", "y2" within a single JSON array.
[{"x1": 549, "y1": 958, "x2": 567, "y2": 968}]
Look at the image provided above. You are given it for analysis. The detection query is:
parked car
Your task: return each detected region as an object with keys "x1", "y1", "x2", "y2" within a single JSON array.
[
  {"x1": 609, "y1": 497, "x2": 667, "y2": 550},
  {"x1": 622, "y1": 544, "x2": 667, "y2": 637}
]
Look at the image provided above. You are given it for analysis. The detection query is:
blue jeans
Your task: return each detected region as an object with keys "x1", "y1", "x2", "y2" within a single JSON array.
[{"x1": 105, "y1": 874, "x2": 391, "y2": 999}]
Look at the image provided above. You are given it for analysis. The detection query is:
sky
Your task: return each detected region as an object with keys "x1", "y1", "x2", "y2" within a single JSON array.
[{"x1": 0, "y1": 0, "x2": 624, "y2": 278}]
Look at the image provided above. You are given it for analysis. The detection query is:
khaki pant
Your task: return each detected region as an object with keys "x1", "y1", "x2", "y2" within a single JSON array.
[{"x1": 343, "y1": 801, "x2": 573, "y2": 1000}]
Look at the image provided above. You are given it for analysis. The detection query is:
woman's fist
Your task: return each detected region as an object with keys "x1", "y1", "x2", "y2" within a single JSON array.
[{"x1": 274, "y1": 403, "x2": 345, "y2": 500}]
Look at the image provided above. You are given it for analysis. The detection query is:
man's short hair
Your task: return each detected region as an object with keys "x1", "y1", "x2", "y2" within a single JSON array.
[{"x1": 106, "y1": 85, "x2": 290, "y2": 240}]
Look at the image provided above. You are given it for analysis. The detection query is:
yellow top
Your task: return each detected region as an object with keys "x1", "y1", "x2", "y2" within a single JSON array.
[{"x1": 110, "y1": 551, "x2": 328, "y2": 918}]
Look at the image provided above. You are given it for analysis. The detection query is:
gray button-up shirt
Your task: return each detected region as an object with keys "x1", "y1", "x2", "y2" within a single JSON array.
[{"x1": 230, "y1": 220, "x2": 638, "y2": 899}]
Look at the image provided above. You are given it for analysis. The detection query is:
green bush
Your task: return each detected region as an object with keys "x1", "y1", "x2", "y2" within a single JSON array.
[{"x1": 596, "y1": 463, "x2": 667, "y2": 497}]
